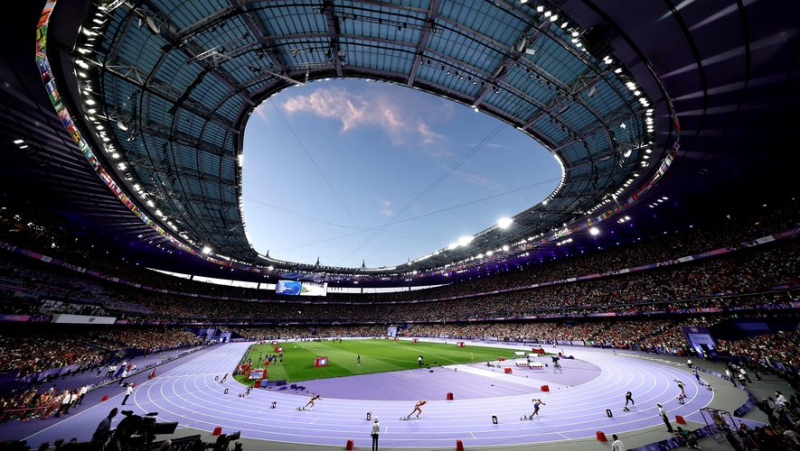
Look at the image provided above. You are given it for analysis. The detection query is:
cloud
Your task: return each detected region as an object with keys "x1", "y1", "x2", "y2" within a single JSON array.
[
  {"x1": 379, "y1": 200, "x2": 393, "y2": 217},
  {"x1": 449, "y1": 168, "x2": 504, "y2": 190},
  {"x1": 418, "y1": 122, "x2": 445, "y2": 145},
  {"x1": 281, "y1": 86, "x2": 450, "y2": 149},
  {"x1": 253, "y1": 103, "x2": 270, "y2": 125},
  {"x1": 282, "y1": 87, "x2": 405, "y2": 137}
]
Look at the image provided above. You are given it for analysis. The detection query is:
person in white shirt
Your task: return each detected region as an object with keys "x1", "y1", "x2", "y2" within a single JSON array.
[
  {"x1": 658, "y1": 403, "x2": 673, "y2": 432},
  {"x1": 77, "y1": 385, "x2": 88, "y2": 405},
  {"x1": 122, "y1": 385, "x2": 133, "y2": 405},
  {"x1": 611, "y1": 434, "x2": 626, "y2": 451},
  {"x1": 776, "y1": 391, "x2": 788, "y2": 407},
  {"x1": 59, "y1": 391, "x2": 73, "y2": 415},
  {"x1": 371, "y1": 418, "x2": 380, "y2": 451},
  {"x1": 725, "y1": 368, "x2": 737, "y2": 387},
  {"x1": 784, "y1": 429, "x2": 800, "y2": 445}
]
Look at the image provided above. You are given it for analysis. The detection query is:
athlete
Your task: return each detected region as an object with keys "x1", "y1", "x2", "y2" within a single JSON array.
[
  {"x1": 624, "y1": 391, "x2": 634, "y2": 411},
  {"x1": 524, "y1": 399, "x2": 546, "y2": 419},
  {"x1": 551, "y1": 356, "x2": 561, "y2": 369},
  {"x1": 357, "y1": 355, "x2": 361, "y2": 366},
  {"x1": 220, "y1": 373, "x2": 228, "y2": 383},
  {"x1": 407, "y1": 400, "x2": 426, "y2": 419},
  {"x1": 675, "y1": 379, "x2": 686, "y2": 404},
  {"x1": 302, "y1": 394, "x2": 321, "y2": 410}
]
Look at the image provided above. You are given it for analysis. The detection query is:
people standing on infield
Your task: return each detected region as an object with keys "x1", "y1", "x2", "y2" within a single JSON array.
[
  {"x1": 418, "y1": 355, "x2": 423, "y2": 366},
  {"x1": 121, "y1": 385, "x2": 133, "y2": 405},
  {"x1": 725, "y1": 368, "x2": 737, "y2": 387},
  {"x1": 371, "y1": 417, "x2": 380, "y2": 451},
  {"x1": 303, "y1": 394, "x2": 321, "y2": 410},
  {"x1": 658, "y1": 403, "x2": 673, "y2": 432},
  {"x1": 740, "y1": 368, "x2": 752, "y2": 384},
  {"x1": 77, "y1": 385, "x2": 88, "y2": 405},
  {"x1": 357, "y1": 355, "x2": 361, "y2": 366},
  {"x1": 611, "y1": 434, "x2": 626, "y2": 451},
  {"x1": 408, "y1": 400, "x2": 426, "y2": 419}
]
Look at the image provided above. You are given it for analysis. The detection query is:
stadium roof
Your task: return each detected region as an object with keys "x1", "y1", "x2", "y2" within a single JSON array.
[{"x1": 1, "y1": 0, "x2": 798, "y2": 284}]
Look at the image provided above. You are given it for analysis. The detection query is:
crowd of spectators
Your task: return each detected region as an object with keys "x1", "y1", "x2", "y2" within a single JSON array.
[
  {"x1": 230, "y1": 325, "x2": 387, "y2": 341},
  {"x1": 0, "y1": 329, "x2": 203, "y2": 375},
  {"x1": 0, "y1": 334, "x2": 106, "y2": 376},
  {"x1": 2, "y1": 235, "x2": 797, "y2": 324},
  {"x1": 1, "y1": 198, "x2": 798, "y2": 310},
  {"x1": 716, "y1": 329, "x2": 800, "y2": 391}
]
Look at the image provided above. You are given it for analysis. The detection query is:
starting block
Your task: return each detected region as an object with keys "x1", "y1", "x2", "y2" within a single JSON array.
[
  {"x1": 271, "y1": 402, "x2": 276, "y2": 409},
  {"x1": 297, "y1": 407, "x2": 305, "y2": 411},
  {"x1": 223, "y1": 388, "x2": 228, "y2": 394},
  {"x1": 492, "y1": 415, "x2": 498, "y2": 424},
  {"x1": 623, "y1": 407, "x2": 630, "y2": 412}
]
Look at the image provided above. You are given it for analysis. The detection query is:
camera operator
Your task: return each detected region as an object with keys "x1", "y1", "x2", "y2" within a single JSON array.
[{"x1": 91, "y1": 408, "x2": 118, "y2": 450}]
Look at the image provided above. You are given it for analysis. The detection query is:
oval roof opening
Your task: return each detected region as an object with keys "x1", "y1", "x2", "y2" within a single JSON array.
[{"x1": 243, "y1": 79, "x2": 560, "y2": 268}]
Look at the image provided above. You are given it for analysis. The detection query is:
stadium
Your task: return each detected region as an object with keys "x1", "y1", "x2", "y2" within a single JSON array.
[{"x1": 0, "y1": 0, "x2": 798, "y2": 450}]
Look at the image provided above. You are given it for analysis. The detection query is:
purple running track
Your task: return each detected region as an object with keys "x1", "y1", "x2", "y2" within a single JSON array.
[{"x1": 114, "y1": 342, "x2": 713, "y2": 448}]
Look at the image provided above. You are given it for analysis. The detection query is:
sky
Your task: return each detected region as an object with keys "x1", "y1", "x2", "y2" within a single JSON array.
[{"x1": 242, "y1": 79, "x2": 560, "y2": 269}]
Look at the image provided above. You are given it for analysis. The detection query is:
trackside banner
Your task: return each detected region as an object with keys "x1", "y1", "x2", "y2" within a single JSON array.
[{"x1": 51, "y1": 314, "x2": 117, "y2": 324}]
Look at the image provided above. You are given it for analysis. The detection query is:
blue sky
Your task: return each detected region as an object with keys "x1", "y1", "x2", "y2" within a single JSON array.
[{"x1": 242, "y1": 79, "x2": 559, "y2": 268}]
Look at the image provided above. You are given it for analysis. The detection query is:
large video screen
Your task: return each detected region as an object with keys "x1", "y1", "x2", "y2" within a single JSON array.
[
  {"x1": 275, "y1": 280, "x2": 302, "y2": 295},
  {"x1": 275, "y1": 280, "x2": 328, "y2": 297},
  {"x1": 300, "y1": 281, "x2": 327, "y2": 297}
]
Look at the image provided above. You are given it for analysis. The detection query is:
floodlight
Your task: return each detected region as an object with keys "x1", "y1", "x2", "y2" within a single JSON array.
[
  {"x1": 202, "y1": 246, "x2": 212, "y2": 255},
  {"x1": 589, "y1": 227, "x2": 600, "y2": 236},
  {"x1": 498, "y1": 217, "x2": 513, "y2": 229},
  {"x1": 457, "y1": 236, "x2": 474, "y2": 247}
]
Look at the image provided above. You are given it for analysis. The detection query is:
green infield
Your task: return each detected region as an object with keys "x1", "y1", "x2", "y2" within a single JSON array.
[{"x1": 233, "y1": 339, "x2": 528, "y2": 385}]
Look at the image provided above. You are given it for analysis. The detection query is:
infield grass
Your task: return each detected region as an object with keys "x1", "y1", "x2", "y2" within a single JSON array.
[{"x1": 233, "y1": 339, "x2": 523, "y2": 384}]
